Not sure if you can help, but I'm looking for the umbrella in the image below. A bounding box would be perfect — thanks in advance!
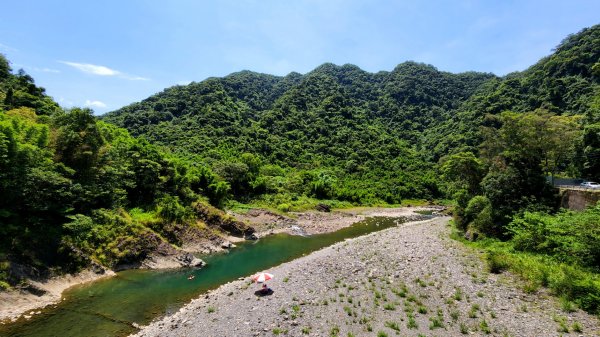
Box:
[251,272,274,283]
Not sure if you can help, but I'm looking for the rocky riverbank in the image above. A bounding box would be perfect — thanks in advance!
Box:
[132,217,600,337]
[0,231,218,323]
[0,206,432,323]
[0,269,116,323]
[233,206,441,236]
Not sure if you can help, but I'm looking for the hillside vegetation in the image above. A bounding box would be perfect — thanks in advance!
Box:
[103,62,496,204]
[1,24,599,308]
[0,56,245,289]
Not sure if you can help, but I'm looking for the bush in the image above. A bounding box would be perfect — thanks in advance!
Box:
[0,280,10,290]
[464,195,493,235]
[157,195,190,223]
[548,265,600,313]
[277,203,291,212]
[508,203,600,269]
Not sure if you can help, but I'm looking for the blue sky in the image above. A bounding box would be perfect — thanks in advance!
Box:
[1,1,598,114]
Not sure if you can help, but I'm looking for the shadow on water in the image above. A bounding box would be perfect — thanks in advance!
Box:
[1,215,423,337]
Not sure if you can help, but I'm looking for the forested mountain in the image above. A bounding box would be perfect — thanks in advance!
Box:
[104,25,599,204]
[103,62,496,203]
[105,62,495,158]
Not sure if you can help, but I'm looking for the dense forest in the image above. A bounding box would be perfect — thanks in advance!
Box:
[1,24,599,310]
[103,62,497,204]
[0,56,237,288]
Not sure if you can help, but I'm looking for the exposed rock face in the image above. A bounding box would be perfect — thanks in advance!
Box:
[90,262,108,274]
[192,201,255,238]
[245,233,259,240]
[560,188,600,210]
[175,253,205,268]
[19,283,47,296]
[7,262,44,286]
[219,216,256,238]
[108,203,258,271]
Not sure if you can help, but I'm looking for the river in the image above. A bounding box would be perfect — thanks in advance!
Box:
[0,216,412,337]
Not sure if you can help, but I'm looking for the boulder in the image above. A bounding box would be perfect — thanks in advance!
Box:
[176,253,205,268]
[20,282,47,296]
[246,233,260,240]
[221,241,236,249]
[464,228,479,241]
[316,203,331,212]
[91,261,107,274]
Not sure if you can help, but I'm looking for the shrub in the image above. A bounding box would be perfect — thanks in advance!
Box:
[486,250,510,273]
[277,203,291,212]
[156,195,189,223]
[0,280,10,290]
[508,205,600,269]
[464,195,493,235]
[384,321,400,331]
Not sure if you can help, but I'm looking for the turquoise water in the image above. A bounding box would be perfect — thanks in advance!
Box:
[0,216,407,337]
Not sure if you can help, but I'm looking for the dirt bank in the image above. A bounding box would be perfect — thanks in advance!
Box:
[0,269,115,323]
[132,217,599,337]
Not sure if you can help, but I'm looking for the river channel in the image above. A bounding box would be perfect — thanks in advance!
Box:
[1,216,414,337]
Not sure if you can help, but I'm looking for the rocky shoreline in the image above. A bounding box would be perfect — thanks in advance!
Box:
[233,206,442,236]
[0,269,116,323]
[0,206,437,323]
[132,217,600,337]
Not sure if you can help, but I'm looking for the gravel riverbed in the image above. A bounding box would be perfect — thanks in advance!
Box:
[132,217,599,337]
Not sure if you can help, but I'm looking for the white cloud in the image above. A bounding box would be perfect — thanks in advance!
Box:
[60,61,149,80]
[177,80,192,86]
[60,61,120,76]
[84,100,107,108]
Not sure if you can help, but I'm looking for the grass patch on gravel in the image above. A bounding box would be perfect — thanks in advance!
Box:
[459,322,469,334]
[406,313,418,329]
[468,304,480,318]
[451,227,600,315]
[571,321,583,332]
[453,287,463,301]
[427,308,446,330]
[479,319,491,334]
[383,303,396,310]
[384,321,400,332]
